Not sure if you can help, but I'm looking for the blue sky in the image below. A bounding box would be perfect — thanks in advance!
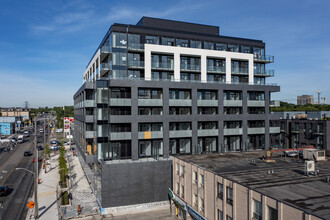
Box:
[0,0,330,107]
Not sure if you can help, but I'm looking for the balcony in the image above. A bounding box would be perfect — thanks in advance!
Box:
[110,132,131,140]
[138,131,163,139]
[85,131,96,139]
[138,99,163,106]
[109,98,131,106]
[231,68,248,75]
[84,100,95,108]
[254,69,274,77]
[247,100,265,107]
[198,129,218,137]
[197,100,218,107]
[169,130,192,138]
[223,128,243,136]
[152,62,174,71]
[253,54,274,63]
[248,127,265,135]
[207,66,225,74]
[223,100,242,107]
[269,127,280,134]
[85,115,94,123]
[100,63,110,76]
[128,60,145,69]
[127,43,144,51]
[180,64,201,72]
[100,46,110,62]
[169,99,192,106]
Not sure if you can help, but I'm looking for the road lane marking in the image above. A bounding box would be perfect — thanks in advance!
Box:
[0,156,25,185]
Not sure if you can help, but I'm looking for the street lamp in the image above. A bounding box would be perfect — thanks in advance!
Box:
[15,167,35,175]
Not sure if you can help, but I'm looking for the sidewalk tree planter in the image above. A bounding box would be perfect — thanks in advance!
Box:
[60,191,70,205]
[58,146,69,188]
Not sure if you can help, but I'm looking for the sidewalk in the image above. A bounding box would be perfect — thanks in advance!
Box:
[26,152,60,220]
[60,145,98,219]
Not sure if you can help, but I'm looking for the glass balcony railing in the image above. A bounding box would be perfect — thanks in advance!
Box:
[100,63,110,71]
[127,43,144,51]
[128,60,145,68]
[152,62,174,70]
[231,68,248,74]
[254,69,274,77]
[108,76,278,86]
[253,54,274,63]
[207,66,226,73]
[180,64,201,72]
[101,46,110,53]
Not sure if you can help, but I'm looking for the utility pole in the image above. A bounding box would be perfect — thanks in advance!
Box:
[44,118,46,164]
[34,119,39,219]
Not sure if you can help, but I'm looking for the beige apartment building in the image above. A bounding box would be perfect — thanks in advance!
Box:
[1,108,30,121]
[172,152,330,220]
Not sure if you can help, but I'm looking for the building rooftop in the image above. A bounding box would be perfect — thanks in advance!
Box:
[177,152,330,219]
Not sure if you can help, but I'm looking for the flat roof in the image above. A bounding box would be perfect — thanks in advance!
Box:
[177,152,330,219]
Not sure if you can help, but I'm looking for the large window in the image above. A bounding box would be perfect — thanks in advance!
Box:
[191,40,201,48]
[204,41,214,50]
[110,124,131,132]
[200,174,204,187]
[224,107,242,115]
[146,36,159,44]
[138,88,162,99]
[253,199,262,220]
[170,138,191,155]
[169,107,191,115]
[128,34,141,49]
[176,39,188,47]
[139,140,163,158]
[248,91,265,101]
[198,121,218,130]
[110,87,131,98]
[110,107,131,115]
[162,37,175,46]
[197,90,218,100]
[217,182,223,199]
[198,107,218,115]
[102,141,131,160]
[224,91,242,100]
[139,123,162,131]
[193,171,198,185]
[170,122,191,131]
[169,89,191,99]
[267,206,278,220]
[138,107,163,115]
[217,209,223,220]
[112,32,127,48]
[226,186,233,205]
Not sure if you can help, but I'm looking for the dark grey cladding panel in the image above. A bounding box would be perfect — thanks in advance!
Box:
[73,81,94,98]
[101,160,172,208]
[136,17,219,36]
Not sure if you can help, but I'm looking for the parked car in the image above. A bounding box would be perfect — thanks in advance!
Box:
[11,137,17,143]
[0,134,5,139]
[37,146,44,151]
[0,186,9,196]
[24,151,33,156]
[50,145,59,151]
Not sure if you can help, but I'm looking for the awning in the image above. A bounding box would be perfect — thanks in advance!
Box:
[168,188,187,210]
[187,204,207,220]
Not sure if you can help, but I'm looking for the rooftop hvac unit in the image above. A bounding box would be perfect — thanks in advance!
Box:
[305,160,315,173]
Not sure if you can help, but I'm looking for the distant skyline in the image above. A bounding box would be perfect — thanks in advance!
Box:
[1,0,330,107]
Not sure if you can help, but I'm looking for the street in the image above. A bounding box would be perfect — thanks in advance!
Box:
[0,132,43,220]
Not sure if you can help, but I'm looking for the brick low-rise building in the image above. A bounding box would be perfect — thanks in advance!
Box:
[172,152,330,220]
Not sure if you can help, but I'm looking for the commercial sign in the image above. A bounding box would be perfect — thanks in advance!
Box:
[64,117,74,133]
[0,123,11,135]
[186,205,207,220]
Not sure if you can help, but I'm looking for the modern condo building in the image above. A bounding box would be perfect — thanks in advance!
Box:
[73,17,280,209]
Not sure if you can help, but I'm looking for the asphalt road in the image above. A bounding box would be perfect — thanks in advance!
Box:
[0,133,43,220]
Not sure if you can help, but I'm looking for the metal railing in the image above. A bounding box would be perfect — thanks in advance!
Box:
[231,68,248,74]
[207,66,226,73]
[127,43,144,51]
[108,76,278,86]
[253,54,274,63]
[180,64,201,72]
[151,62,174,70]
[128,60,145,68]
